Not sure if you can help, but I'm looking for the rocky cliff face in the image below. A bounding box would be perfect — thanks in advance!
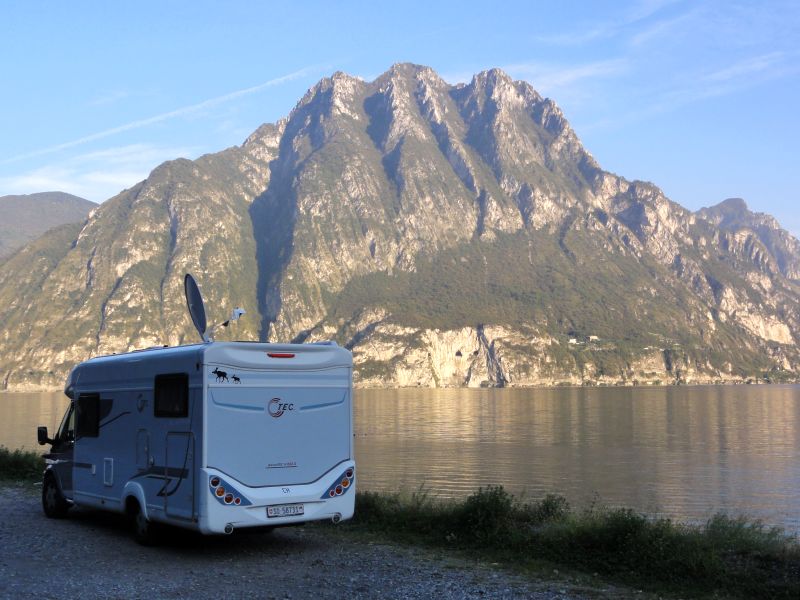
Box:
[1,64,798,390]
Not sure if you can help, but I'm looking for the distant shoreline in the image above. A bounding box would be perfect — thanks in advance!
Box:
[2,378,799,394]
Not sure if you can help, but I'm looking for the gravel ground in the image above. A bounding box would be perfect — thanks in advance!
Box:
[0,483,648,599]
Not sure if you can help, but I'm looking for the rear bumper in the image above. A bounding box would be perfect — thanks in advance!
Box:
[198,461,356,534]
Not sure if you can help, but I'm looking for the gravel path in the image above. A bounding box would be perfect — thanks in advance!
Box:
[0,483,642,599]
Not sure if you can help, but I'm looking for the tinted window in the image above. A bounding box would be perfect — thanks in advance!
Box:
[155,374,189,418]
[56,403,75,444]
[76,394,100,439]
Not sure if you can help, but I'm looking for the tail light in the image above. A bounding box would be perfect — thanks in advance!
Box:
[321,466,355,499]
[209,474,252,507]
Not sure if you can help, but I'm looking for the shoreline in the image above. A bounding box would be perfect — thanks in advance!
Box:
[3,379,799,394]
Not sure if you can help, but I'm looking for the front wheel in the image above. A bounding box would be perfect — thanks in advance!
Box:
[131,502,160,546]
[42,475,69,519]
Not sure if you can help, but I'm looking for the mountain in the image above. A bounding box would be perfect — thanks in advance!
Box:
[697,198,800,280]
[0,64,798,391]
[0,192,95,260]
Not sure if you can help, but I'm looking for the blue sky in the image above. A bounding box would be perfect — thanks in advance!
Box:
[1,0,798,234]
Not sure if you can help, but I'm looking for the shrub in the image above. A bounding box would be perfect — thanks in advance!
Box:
[0,446,45,481]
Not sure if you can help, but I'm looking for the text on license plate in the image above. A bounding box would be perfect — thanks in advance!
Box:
[267,503,305,518]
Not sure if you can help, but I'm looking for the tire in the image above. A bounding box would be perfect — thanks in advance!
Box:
[42,475,70,519]
[130,501,160,546]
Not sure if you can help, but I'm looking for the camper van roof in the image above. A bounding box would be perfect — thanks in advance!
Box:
[88,343,206,361]
[63,341,349,398]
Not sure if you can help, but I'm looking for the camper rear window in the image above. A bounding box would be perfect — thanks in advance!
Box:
[154,374,189,418]
[76,393,100,438]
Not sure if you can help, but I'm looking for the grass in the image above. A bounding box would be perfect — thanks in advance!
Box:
[348,486,799,599]
[0,446,45,481]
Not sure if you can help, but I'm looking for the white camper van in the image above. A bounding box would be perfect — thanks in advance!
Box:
[37,275,355,543]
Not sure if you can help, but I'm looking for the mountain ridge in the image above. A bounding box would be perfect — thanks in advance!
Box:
[0,64,797,390]
[0,191,95,261]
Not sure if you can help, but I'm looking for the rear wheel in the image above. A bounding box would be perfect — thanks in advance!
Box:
[129,499,160,546]
[42,475,69,519]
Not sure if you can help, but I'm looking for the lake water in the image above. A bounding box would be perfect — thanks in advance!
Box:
[2,386,798,531]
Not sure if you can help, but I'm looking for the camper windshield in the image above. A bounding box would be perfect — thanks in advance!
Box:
[56,404,75,443]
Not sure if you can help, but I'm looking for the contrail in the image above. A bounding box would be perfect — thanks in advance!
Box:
[1,66,317,165]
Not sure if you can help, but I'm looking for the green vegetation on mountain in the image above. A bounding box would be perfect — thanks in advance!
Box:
[329,228,777,379]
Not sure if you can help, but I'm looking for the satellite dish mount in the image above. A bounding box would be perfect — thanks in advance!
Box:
[184,273,245,343]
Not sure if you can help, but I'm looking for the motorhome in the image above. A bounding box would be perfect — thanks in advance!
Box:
[37,275,355,543]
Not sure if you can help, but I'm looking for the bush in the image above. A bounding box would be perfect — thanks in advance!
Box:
[455,485,515,544]
[0,446,45,481]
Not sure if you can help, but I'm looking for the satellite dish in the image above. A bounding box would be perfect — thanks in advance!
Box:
[184,273,209,342]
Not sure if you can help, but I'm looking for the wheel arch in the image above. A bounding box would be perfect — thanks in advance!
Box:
[43,466,64,495]
[122,481,149,520]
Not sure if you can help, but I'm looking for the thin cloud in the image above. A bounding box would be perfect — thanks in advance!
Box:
[667,52,798,105]
[532,27,611,47]
[705,52,786,82]
[505,59,629,95]
[2,66,317,165]
[0,143,201,202]
[532,0,687,46]
[629,8,700,46]
[89,90,131,107]
[582,51,798,132]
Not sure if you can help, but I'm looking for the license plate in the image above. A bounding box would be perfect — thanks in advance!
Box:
[267,503,305,518]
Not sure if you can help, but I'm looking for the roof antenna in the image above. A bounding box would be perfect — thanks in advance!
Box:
[184,274,246,343]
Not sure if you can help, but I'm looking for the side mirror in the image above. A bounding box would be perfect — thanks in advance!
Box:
[37,426,52,446]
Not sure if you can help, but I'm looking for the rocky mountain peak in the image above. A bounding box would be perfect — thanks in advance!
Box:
[699,197,779,230]
[377,62,431,84]
[697,197,799,280]
[719,196,749,212]
[244,121,286,148]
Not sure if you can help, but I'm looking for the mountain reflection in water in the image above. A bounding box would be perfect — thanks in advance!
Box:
[2,385,797,531]
[353,386,799,532]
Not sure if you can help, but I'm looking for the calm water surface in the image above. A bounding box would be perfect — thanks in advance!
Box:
[2,386,798,531]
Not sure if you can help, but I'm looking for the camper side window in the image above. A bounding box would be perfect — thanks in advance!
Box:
[154,373,189,418]
[76,393,100,439]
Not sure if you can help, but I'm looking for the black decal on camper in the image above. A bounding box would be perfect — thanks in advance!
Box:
[99,411,131,429]
[212,368,228,382]
[131,465,190,479]
[231,374,241,384]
